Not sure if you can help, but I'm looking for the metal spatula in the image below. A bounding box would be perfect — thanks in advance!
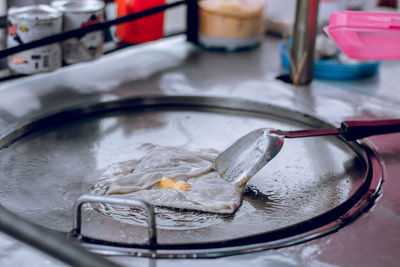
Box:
[214,119,400,187]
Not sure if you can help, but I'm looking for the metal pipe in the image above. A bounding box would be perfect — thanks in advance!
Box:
[291,0,320,85]
[0,205,121,267]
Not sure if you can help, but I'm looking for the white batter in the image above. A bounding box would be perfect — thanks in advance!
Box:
[90,146,244,214]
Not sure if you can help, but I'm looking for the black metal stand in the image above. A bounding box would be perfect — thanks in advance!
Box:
[186,0,199,44]
[0,0,199,59]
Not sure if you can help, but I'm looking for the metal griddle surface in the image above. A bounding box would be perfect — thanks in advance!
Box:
[0,97,367,246]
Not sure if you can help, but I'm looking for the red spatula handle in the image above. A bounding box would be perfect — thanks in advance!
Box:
[341,119,400,140]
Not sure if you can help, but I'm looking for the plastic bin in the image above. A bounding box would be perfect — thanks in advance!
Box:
[324,11,400,60]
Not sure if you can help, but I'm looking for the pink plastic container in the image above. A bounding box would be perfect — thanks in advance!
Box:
[324,11,400,60]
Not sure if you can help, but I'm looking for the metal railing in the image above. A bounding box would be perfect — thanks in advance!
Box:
[0,0,199,59]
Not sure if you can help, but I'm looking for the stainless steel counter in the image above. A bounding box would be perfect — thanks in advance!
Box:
[0,35,399,266]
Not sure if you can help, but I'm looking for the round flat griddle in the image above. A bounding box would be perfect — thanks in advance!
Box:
[0,96,381,258]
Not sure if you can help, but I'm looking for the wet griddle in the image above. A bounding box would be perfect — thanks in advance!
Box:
[0,96,374,254]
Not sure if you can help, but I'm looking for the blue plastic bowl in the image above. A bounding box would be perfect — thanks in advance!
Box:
[280,40,380,80]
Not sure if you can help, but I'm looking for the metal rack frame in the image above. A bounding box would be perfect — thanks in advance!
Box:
[0,0,199,59]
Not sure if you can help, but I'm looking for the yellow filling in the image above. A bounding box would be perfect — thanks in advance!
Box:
[159,177,191,191]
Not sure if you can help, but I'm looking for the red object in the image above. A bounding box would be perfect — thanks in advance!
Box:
[116,0,165,43]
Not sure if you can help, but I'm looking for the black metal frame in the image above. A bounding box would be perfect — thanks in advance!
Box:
[0,0,199,59]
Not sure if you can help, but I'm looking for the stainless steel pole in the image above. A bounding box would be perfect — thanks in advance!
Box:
[291,0,320,85]
[0,205,122,267]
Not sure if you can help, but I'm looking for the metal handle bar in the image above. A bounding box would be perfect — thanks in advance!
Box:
[72,194,157,247]
[0,204,121,267]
